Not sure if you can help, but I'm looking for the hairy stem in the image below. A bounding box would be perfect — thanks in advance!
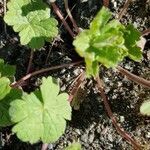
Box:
[11,61,83,88]
[117,66,150,88]
[96,75,141,150]
[50,2,75,38]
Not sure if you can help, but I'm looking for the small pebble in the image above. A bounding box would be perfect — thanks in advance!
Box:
[108,134,113,142]
[88,133,94,143]
[120,116,125,123]
[146,132,150,139]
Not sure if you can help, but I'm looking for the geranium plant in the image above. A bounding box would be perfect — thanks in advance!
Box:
[1,0,150,150]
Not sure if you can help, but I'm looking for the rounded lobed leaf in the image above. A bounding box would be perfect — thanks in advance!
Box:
[9,76,72,143]
[4,0,58,49]
[73,7,142,77]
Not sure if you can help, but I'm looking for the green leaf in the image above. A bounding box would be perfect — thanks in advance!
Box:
[140,101,150,116]
[123,24,142,61]
[0,77,11,100]
[90,6,111,36]
[9,76,71,143]
[0,89,22,127]
[0,59,15,77]
[73,7,142,77]
[65,142,82,150]
[4,0,58,49]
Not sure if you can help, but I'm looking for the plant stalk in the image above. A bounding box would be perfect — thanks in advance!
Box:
[26,49,34,74]
[141,28,150,36]
[50,2,75,38]
[11,61,83,88]
[45,40,56,65]
[117,66,150,88]
[117,0,132,20]
[96,75,141,150]
[64,0,80,33]
[4,0,8,37]
[41,143,48,150]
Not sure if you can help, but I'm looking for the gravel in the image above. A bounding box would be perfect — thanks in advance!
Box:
[0,0,150,149]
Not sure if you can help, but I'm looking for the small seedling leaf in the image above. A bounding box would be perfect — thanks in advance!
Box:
[140,101,150,116]
[4,0,58,49]
[9,76,71,143]
[73,7,142,77]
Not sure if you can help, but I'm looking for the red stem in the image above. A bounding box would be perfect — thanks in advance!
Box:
[117,66,150,88]
[11,61,83,88]
[45,40,55,65]
[64,0,80,33]
[96,75,141,150]
[51,2,75,38]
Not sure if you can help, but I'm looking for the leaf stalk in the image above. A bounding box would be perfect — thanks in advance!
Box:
[50,2,75,38]
[11,61,83,88]
[117,66,150,88]
[96,75,142,150]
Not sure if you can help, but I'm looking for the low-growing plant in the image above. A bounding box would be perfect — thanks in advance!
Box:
[0,61,71,143]
[73,7,142,77]
[1,0,150,150]
[4,0,58,49]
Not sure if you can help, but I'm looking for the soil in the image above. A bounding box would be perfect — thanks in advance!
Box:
[0,0,150,150]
